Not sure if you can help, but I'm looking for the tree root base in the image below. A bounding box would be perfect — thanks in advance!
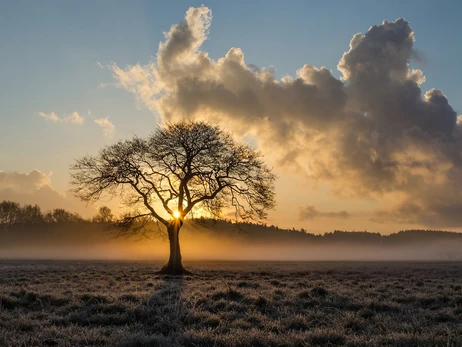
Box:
[156,264,192,276]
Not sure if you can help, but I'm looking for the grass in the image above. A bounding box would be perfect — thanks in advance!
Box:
[0,261,461,346]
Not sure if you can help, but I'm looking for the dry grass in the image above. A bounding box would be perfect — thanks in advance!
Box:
[1,261,461,346]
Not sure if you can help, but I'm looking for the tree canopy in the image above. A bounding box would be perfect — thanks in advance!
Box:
[71,121,276,229]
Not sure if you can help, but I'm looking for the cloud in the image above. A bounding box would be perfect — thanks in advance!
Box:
[109,7,462,227]
[68,112,84,124]
[39,111,60,122]
[299,205,351,220]
[0,170,51,194]
[39,111,84,124]
[0,170,96,218]
[94,117,115,137]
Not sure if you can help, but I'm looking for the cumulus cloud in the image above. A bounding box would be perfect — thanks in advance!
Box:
[39,111,84,124]
[94,117,115,137]
[299,206,350,220]
[0,170,96,218]
[0,170,51,194]
[109,7,462,227]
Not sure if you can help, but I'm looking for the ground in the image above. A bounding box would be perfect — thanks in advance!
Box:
[0,261,461,346]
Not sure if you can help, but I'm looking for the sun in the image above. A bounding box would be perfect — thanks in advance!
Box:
[173,210,181,219]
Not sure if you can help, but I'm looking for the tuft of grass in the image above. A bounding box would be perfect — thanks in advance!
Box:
[116,333,173,347]
[79,293,110,305]
[253,295,268,310]
[311,286,329,296]
[211,287,244,301]
[0,295,17,310]
[309,330,346,346]
[284,315,308,331]
[237,281,260,289]
[297,290,311,299]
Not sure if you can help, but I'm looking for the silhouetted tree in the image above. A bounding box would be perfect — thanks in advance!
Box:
[44,209,84,223]
[92,206,114,223]
[0,201,21,229]
[71,121,276,274]
[21,204,44,225]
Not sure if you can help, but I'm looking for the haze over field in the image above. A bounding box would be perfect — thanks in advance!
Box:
[1,220,461,261]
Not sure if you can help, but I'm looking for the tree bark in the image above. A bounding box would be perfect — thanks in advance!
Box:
[158,220,190,275]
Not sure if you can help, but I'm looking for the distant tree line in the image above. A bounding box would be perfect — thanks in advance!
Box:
[194,219,462,245]
[0,200,113,229]
[1,200,462,246]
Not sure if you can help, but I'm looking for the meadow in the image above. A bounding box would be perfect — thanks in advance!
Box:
[1,261,461,346]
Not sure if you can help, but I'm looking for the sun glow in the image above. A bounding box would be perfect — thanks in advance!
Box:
[173,210,181,219]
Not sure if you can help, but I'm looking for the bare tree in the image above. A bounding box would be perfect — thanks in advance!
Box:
[70,121,276,274]
[92,206,114,223]
[21,204,44,225]
[0,201,21,229]
[44,209,84,224]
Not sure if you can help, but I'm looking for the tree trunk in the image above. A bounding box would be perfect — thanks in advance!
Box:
[158,220,190,275]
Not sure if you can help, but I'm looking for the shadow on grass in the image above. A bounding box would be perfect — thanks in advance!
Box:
[115,275,190,347]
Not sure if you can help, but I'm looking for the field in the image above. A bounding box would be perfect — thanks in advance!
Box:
[1,261,462,346]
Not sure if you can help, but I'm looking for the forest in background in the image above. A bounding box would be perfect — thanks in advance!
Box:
[1,200,461,261]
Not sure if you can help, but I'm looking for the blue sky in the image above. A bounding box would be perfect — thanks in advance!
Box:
[1,1,461,231]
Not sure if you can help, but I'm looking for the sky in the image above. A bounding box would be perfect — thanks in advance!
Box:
[1,0,462,234]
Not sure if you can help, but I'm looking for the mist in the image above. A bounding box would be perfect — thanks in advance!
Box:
[1,221,460,262]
